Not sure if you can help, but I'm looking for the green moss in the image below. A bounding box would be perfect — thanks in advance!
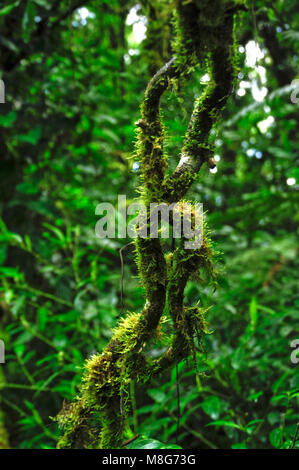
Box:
[57,0,241,450]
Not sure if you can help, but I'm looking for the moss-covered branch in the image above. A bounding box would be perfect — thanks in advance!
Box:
[162,3,239,202]
[57,0,243,449]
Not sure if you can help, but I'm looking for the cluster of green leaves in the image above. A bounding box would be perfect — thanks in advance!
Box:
[0,0,298,449]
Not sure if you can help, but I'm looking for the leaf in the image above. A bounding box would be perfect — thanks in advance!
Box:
[0,266,22,278]
[201,396,221,419]
[22,1,36,43]
[17,126,41,144]
[232,442,247,449]
[249,296,258,329]
[37,307,48,331]
[0,111,17,127]
[33,372,60,398]
[43,223,66,243]
[269,428,283,448]
[267,412,280,425]
[16,182,39,195]
[245,419,264,433]
[129,436,182,450]
[207,420,242,430]
[268,146,295,160]
[0,1,20,17]
[0,36,19,52]
[33,0,51,7]
[147,389,167,404]
[24,235,32,252]
[248,391,263,401]
[281,30,299,43]
[272,371,290,393]
[180,390,200,413]
[14,344,25,357]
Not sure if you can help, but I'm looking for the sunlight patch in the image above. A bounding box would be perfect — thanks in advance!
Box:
[126,5,147,44]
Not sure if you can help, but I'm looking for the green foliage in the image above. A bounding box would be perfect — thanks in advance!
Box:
[0,0,298,450]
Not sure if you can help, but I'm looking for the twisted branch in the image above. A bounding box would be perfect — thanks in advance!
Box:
[57,0,243,449]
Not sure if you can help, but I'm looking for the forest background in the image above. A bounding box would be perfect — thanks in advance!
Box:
[0,0,298,450]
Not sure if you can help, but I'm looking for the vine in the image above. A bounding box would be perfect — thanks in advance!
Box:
[56,0,246,449]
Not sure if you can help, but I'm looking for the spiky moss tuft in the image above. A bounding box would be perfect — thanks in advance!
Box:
[81,313,152,410]
[136,117,167,204]
[57,311,168,449]
[167,202,216,278]
[153,305,211,375]
[56,401,95,449]
[58,229,169,448]
[178,306,211,361]
[172,0,228,71]
[135,236,167,287]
